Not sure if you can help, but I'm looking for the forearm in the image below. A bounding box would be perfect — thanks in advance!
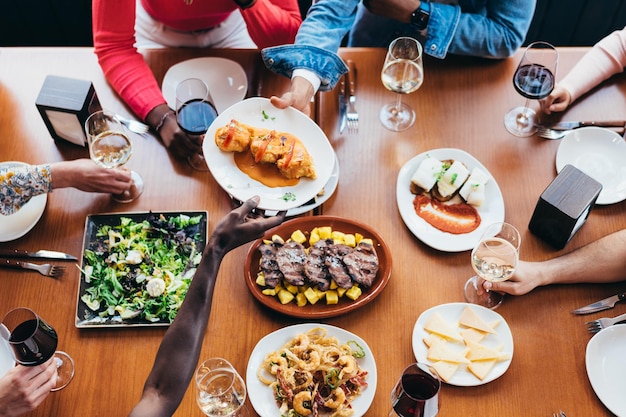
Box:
[129,245,224,417]
[241,0,301,47]
[531,229,626,286]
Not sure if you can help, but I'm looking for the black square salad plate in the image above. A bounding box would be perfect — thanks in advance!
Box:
[75,211,208,328]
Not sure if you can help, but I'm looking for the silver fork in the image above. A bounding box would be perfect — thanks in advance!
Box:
[586,312,626,333]
[0,259,65,277]
[536,127,571,140]
[345,59,358,133]
[553,411,566,417]
[115,114,150,134]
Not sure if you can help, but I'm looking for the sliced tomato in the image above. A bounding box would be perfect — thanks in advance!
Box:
[222,120,236,147]
[282,136,296,167]
[254,138,270,162]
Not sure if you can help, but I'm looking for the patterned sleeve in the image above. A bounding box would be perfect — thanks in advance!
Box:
[0,164,53,215]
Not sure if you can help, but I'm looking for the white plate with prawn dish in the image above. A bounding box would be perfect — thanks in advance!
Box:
[246,323,376,417]
[396,148,505,252]
[203,97,336,211]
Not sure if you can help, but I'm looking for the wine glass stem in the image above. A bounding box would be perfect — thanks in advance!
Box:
[517,98,531,125]
[394,93,403,114]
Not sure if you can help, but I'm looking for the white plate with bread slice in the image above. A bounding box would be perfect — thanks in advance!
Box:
[412,302,514,386]
[396,148,505,252]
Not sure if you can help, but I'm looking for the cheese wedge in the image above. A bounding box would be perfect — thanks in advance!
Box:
[423,312,462,341]
[427,340,470,364]
[458,306,497,334]
[431,361,459,383]
[459,327,487,344]
[465,340,509,361]
[423,332,449,348]
[467,359,497,380]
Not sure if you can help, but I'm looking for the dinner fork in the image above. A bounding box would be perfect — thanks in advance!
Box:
[345,60,358,133]
[0,259,65,277]
[115,114,150,134]
[586,312,626,333]
[553,411,566,417]
[536,127,571,140]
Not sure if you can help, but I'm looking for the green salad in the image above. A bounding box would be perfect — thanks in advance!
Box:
[79,213,205,324]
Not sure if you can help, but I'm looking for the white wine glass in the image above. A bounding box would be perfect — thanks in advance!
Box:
[464,222,521,309]
[380,36,424,132]
[195,357,249,417]
[85,109,144,203]
[175,78,218,171]
[389,363,440,417]
[0,307,75,391]
[504,41,558,137]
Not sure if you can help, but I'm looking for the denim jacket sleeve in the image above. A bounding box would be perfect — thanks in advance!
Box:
[261,0,358,91]
[428,0,536,59]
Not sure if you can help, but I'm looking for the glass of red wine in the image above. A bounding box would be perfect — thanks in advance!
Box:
[175,78,218,171]
[0,307,75,391]
[389,363,440,417]
[504,41,558,137]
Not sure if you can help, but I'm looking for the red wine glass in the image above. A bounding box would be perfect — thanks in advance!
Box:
[0,307,75,391]
[389,362,440,417]
[504,41,558,137]
[175,78,218,171]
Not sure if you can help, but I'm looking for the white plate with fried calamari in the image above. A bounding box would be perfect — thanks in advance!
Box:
[203,97,336,211]
[396,148,505,252]
[246,323,376,417]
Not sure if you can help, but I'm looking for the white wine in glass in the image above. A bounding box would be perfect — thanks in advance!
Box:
[85,110,144,203]
[464,222,520,309]
[504,41,558,137]
[380,36,424,132]
[195,358,248,417]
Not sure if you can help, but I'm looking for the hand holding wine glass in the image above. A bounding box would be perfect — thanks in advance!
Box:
[0,307,75,391]
[85,109,144,202]
[380,36,424,132]
[464,222,521,309]
[389,363,440,417]
[175,78,218,171]
[195,357,248,417]
[504,41,558,137]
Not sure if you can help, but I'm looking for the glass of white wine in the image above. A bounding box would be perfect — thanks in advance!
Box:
[380,36,424,132]
[195,357,249,417]
[85,109,144,203]
[464,222,521,309]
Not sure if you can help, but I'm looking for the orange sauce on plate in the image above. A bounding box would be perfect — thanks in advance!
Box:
[234,151,299,188]
[413,195,481,234]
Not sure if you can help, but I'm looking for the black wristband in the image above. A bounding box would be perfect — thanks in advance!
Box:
[411,1,430,31]
[233,0,257,9]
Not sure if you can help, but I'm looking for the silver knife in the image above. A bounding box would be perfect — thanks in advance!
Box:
[338,73,347,134]
[0,249,77,261]
[546,120,626,131]
[572,292,626,314]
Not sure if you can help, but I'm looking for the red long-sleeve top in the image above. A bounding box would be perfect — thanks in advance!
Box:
[93,0,301,120]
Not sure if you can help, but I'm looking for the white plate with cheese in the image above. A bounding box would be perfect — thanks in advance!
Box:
[412,302,513,386]
[586,324,626,416]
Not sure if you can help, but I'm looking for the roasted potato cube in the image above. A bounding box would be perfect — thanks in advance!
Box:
[255,273,266,286]
[284,283,299,294]
[290,230,307,244]
[326,290,339,305]
[304,287,320,304]
[345,285,362,300]
[318,226,332,239]
[277,289,295,304]
[343,234,357,247]
[296,292,308,307]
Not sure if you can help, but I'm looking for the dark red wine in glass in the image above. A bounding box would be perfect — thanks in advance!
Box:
[1,307,75,390]
[513,64,555,100]
[390,363,440,417]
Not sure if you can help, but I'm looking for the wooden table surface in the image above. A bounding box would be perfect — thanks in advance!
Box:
[1,46,625,417]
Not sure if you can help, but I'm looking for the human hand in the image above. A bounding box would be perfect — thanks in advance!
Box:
[0,359,58,417]
[51,159,132,194]
[270,76,315,116]
[363,0,418,23]
[540,85,572,114]
[208,196,286,255]
[475,260,542,297]
[146,104,201,160]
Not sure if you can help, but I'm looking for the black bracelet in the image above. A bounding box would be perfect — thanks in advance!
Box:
[233,0,257,9]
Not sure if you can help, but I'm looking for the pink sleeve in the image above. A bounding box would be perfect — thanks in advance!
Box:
[93,0,167,121]
[559,28,626,102]
[240,0,302,48]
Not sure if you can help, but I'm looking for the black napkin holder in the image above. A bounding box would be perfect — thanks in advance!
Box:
[528,164,602,249]
[35,75,102,146]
